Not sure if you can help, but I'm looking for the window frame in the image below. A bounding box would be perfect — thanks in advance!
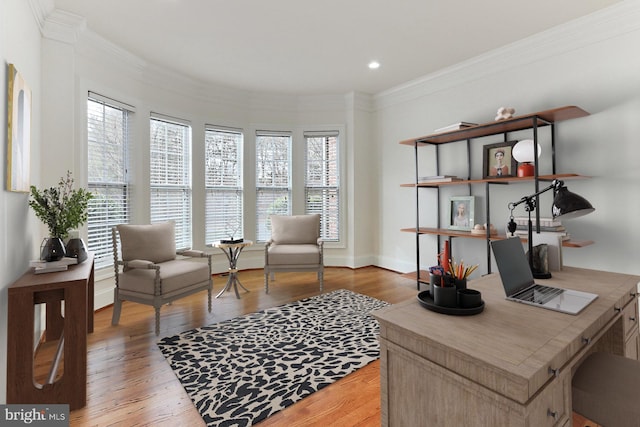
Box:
[255,130,292,242]
[149,113,193,250]
[86,92,134,270]
[204,125,244,244]
[304,130,340,242]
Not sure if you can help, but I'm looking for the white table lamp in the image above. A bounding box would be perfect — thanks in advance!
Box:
[512,139,541,177]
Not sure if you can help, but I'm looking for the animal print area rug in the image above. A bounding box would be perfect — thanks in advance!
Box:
[157,289,389,427]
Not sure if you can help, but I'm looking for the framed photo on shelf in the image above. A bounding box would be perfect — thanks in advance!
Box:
[482,141,517,179]
[449,196,475,231]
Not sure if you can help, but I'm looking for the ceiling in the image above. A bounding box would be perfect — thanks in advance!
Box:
[51,0,621,95]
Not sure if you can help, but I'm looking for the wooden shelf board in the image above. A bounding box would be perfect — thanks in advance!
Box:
[401,270,430,284]
[399,106,589,146]
[401,227,594,248]
[402,173,589,188]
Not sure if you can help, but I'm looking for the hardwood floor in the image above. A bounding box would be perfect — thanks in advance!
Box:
[37,266,595,426]
[67,266,417,426]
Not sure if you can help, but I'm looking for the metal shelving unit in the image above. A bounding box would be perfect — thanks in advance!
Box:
[401,106,591,289]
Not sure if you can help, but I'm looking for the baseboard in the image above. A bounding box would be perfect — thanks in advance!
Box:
[94,277,115,310]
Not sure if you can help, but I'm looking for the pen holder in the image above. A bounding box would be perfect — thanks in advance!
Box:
[433,284,457,308]
[457,289,482,308]
[430,273,454,296]
[454,278,467,290]
[429,273,441,296]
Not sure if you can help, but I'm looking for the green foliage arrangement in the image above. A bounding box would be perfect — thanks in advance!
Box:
[29,171,94,239]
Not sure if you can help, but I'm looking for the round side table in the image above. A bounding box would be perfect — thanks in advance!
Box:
[210,240,253,298]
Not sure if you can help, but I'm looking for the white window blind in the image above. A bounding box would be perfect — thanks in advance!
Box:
[87,94,132,270]
[150,115,192,250]
[256,131,291,241]
[305,131,340,241]
[205,126,243,243]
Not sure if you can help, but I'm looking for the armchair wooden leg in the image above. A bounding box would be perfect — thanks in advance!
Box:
[111,289,122,326]
[207,286,212,313]
[154,307,161,336]
[319,272,324,293]
[264,272,269,294]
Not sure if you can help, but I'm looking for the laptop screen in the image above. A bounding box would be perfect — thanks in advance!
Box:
[490,238,535,296]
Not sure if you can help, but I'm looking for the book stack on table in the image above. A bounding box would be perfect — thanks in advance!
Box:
[511,217,570,240]
[30,257,78,274]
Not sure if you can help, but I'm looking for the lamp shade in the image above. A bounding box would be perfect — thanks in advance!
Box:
[512,139,542,163]
[552,185,595,219]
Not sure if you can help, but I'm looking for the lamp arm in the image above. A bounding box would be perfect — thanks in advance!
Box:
[507,180,562,211]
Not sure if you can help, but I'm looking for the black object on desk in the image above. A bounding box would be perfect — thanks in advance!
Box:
[417,290,484,315]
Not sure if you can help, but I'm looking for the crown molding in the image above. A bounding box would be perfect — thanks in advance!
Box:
[374,1,640,111]
[28,0,52,33]
[77,30,147,71]
[37,7,365,114]
[40,8,86,45]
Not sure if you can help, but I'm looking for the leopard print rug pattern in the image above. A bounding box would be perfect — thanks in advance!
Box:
[157,289,390,426]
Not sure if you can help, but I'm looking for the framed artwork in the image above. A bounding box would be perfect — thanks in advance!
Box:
[6,63,32,192]
[449,196,475,231]
[482,141,517,179]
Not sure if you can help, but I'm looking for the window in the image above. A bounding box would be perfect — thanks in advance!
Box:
[205,126,243,243]
[150,114,192,250]
[305,131,340,241]
[255,131,291,241]
[87,93,133,270]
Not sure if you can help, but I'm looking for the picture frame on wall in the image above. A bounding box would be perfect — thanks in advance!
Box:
[6,63,32,192]
[482,141,517,179]
[449,196,475,231]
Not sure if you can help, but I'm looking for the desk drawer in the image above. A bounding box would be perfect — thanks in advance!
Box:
[528,373,568,427]
[625,332,640,360]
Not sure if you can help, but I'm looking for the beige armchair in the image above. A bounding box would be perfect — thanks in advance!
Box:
[264,214,324,293]
[111,221,213,335]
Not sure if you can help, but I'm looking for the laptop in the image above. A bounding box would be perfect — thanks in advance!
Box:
[490,237,597,314]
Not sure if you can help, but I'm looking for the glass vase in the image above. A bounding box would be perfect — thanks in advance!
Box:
[40,237,66,262]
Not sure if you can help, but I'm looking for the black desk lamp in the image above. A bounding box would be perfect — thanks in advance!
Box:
[507,179,595,279]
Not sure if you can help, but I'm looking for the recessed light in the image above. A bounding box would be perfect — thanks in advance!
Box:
[368,61,380,70]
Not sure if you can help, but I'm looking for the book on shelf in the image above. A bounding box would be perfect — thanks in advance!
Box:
[513,217,562,227]
[512,229,570,241]
[434,122,477,133]
[515,224,566,232]
[418,175,463,183]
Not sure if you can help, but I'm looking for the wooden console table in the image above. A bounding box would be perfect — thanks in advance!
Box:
[6,254,94,410]
[374,267,640,426]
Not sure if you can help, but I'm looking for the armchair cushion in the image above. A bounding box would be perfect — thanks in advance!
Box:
[118,259,210,296]
[117,222,176,263]
[267,244,321,265]
[270,214,320,244]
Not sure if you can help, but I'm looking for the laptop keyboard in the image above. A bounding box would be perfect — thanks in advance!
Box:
[514,285,564,304]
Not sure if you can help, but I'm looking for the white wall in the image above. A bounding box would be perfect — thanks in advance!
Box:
[374,1,640,279]
[1,0,44,405]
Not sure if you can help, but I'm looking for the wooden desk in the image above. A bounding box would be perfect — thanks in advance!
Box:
[374,267,640,426]
[6,254,94,410]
